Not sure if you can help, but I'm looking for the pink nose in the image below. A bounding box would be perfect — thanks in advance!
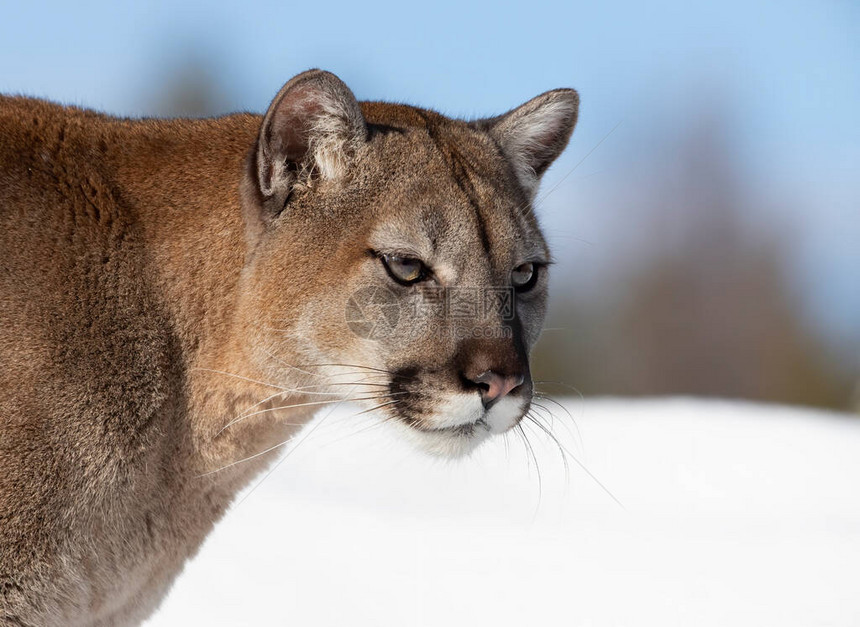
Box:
[472,371,525,407]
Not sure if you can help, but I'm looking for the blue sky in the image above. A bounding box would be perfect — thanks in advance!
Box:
[2,0,858,353]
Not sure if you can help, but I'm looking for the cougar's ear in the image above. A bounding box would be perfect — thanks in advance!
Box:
[255,69,367,212]
[472,88,579,198]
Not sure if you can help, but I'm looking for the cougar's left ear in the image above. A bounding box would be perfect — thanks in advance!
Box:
[472,88,579,198]
[255,69,367,213]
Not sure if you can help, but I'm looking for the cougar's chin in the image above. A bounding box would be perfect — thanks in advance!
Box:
[383,393,528,458]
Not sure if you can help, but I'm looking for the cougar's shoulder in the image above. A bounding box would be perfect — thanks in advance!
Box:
[0,96,264,624]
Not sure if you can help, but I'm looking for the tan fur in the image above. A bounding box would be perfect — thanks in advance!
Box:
[0,70,577,625]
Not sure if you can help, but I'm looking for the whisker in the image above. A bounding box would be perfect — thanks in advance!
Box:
[534,380,585,400]
[216,392,407,436]
[219,385,378,438]
[223,389,294,432]
[197,433,299,477]
[517,422,543,517]
[292,363,409,380]
[530,400,580,454]
[533,392,584,450]
[203,383,371,480]
[525,407,626,511]
[233,389,380,505]
[194,366,391,394]
[524,412,570,483]
[351,399,401,417]
[258,346,320,379]
[192,367,293,391]
[317,400,408,446]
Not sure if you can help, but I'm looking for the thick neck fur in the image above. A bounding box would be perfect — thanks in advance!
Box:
[39,101,314,468]
[0,96,315,625]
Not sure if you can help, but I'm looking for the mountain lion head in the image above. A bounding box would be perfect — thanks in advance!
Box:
[237,70,578,457]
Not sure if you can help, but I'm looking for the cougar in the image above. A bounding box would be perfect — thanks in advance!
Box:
[0,69,578,625]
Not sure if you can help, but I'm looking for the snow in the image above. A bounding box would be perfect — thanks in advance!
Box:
[145,398,860,626]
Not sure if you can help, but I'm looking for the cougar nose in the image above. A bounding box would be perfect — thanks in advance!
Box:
[472,371,525,408]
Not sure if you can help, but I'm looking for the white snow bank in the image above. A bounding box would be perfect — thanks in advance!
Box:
[146,398,860,627]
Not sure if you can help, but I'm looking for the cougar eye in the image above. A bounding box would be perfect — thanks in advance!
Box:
[511,262,539,292]
[380,254,428,285]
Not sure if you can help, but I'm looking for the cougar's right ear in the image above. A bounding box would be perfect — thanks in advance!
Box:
[254,69,367,214]
[471,88,579,199]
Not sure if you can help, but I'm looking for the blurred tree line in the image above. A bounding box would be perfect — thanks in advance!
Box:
[532,115,855,410]
[147,55,856,412]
